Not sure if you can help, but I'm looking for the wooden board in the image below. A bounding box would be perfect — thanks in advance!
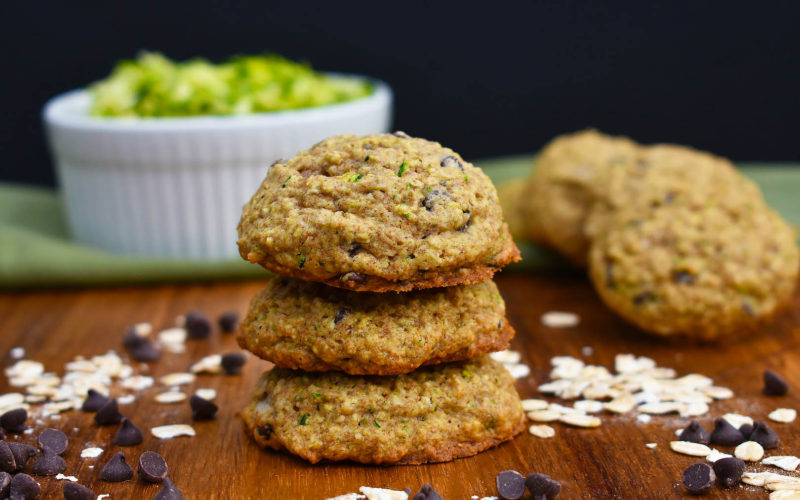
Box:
[1,273,799,499]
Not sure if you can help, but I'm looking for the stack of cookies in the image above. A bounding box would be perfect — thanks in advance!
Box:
[235,132,525,464]
[501,130,799,340]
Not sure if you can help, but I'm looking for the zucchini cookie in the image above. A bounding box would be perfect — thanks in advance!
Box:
[589,190,799,340]
[238,277,513,375]
[521,129,640,266]
[237,133,520,292]
[241,356,526,464]
[497,177,545,243]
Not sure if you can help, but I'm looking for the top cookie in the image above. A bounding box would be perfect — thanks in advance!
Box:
[237,132,520,292]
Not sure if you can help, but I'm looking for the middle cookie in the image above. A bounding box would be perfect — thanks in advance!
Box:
[239,277,514,376]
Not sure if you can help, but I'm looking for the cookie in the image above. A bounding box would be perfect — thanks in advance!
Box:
[589,186,799,339]
[237,133,520,292]
[238,277,514,375]
[521,129,640,266]
[497,177,545,243]
[242,356,526,464]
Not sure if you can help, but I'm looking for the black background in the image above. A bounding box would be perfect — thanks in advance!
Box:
[2,1,798,187]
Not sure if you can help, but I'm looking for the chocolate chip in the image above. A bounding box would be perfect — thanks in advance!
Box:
[347,243,362,258]
[138,451,168,483]
[1,408,28,433]
[221,352,246,375]
[421,189,452,211]
[713,456,745,488]
[190,395,218,421]
[632,291,656,306]
[411,483,443,500]
[340,272,366,285]
[130,340,161,362]
[9,472,39,499]
[457,209,471,232]
[37,429,68,455]
[710,418,745,446]
[81,390,110,412]
[0,428,5,440]
[32,451,66,476]
[94,399,123,426]
[496,470,526,499]
[763,370,789,395]
[185,311,211,339]
[122,326,147,350]
[99,452,133,482]
[154,477,185,500]
[113,418,143,446]
[218,311,239,333]
[749,421,780,449]
[679,421,710,445]
[605,261,616,288]
[62,482,95,500]
[741,300,756,316]
[525,473,561,500]
[672,271,695,285]
[739,423,753,439]
[440,155,464,171]
[6,442,36,471]
[392,131,410,138]
[664,191,676,204]
[334,308,351,324]
[0,471,9,499]
[256,425,273,439]
[0,441,15,473]
[682,462,715,495]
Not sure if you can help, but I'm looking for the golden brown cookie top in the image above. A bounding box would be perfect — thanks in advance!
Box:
[237,132,519,290]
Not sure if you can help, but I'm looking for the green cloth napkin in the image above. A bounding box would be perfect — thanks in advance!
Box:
[1,157,798,288]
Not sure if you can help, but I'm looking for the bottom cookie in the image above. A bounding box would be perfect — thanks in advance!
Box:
[242,356,526,464]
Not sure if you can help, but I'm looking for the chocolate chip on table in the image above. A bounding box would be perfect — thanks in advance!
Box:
[221,352,246,375]
[679,421,710,444]
[9,472,40,499]
[113,418,143,446]
[525,473,561,500]
[440,155,464,171]
[138,451,168,483]
[0,471,9,499]
[190,395,218,421]
[99,452,134,482]
[38,428,68,455]
[1,408,28,433]
[123,326,148,350]
[712,456,745,488]
[749,421,780,449]
[710,417,745,446]
[94,399,124,426]
[218,311,239,333]
[739,423,754,439]
[496,470,526,500]
[62,482,95,500]
[154,477,185,500]
[7,442,36,471]
[411,484,443,500]
[682,462,716,495]
[763,370,789,396]
[185,311,212,339]
[81,389,110,412]
[130,340,161,362]
[32,451,66,476]
[333,308,351,325]
[0,441,16,473]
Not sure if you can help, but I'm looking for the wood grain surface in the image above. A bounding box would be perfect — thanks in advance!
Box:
[1,272,799,499]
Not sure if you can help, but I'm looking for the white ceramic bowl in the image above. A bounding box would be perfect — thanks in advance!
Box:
[43,79,392,259]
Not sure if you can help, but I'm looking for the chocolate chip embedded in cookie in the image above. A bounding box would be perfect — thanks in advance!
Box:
[237,133,520,292]
[242,356,526,464]
[238,277,514,375]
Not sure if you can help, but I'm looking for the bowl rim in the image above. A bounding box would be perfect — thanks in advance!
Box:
[43,75,392,131]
